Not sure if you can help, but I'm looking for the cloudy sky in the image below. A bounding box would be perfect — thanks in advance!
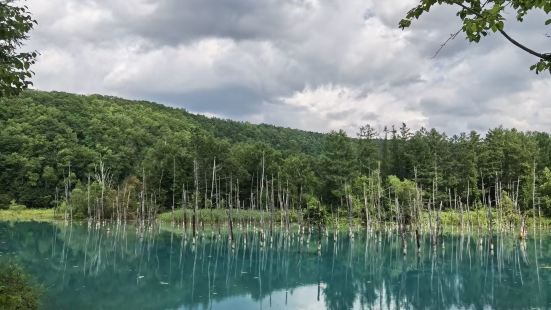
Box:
[24,0,551,136]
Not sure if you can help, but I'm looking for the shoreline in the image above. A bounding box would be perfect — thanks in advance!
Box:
[2,208,550,232]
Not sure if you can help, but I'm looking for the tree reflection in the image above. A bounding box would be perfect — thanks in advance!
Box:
[0,222,550,310]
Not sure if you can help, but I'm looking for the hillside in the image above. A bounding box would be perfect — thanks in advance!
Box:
[2,90,551,220]
[0,90,328,208]
[188,113,327,155]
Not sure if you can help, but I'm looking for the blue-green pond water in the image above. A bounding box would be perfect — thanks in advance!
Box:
[1,222,550,309]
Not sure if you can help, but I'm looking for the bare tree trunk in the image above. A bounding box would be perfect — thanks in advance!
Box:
[532,159,536,236]
[278,174,283,228]
[395,197,406,255]
[363,181,369,230]
[193,159,199,241]
[346,184,353,237]
[377,162,382,227]
[124,185,130,222]
[115,186,120,222]
[414,167,421,252]
[430,162,438,244]
[495,174,501,231]
[217,176,221,236]
[270,175,275,242]
[94,159,111,222]
[211,158,216,207]
[285,180,290,233]
[236,178,240,230]
[141,166,146,225]
[172,157,176,224]
[87,175,91,219]
[467,180,471,232]
[259,153,265,233]
[228,176,235,246]
[182,183,187,232]
[538,197,542,230]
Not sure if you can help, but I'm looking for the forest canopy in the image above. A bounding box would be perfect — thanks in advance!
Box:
[399,0,551,74]
[1,90,551,219]
[0,0,37,97]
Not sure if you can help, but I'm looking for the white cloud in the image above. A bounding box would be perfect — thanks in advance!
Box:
[24,0,551,136]
[280,84,427,134]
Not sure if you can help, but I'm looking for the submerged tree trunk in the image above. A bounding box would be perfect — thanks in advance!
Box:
[363,182,369,230]
[532,160,536,236]
[193,159,199,241]
[182,183,187,232]
[172,157,176,224]
[377,163,382,228]
[346,185,353,237]
[228,176,235,247]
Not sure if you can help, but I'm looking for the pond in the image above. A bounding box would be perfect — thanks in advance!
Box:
[1,222,550,309]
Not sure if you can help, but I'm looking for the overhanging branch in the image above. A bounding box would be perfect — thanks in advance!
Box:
[454,2,551,60]
[498,29,551,59]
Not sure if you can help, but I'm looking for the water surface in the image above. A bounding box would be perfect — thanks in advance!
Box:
[1,222,550,309]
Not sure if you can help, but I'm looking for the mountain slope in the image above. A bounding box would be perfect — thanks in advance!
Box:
[0,90,328,208]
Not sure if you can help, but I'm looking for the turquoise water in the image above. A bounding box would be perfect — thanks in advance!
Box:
[1,222,550,309]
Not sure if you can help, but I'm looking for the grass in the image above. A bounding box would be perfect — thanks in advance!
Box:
[2,207,550,232]
[0,262,41,309]
[160,208,551,227]
[420,209,551,229]
[158,208,300,224]
[0,208,60,222]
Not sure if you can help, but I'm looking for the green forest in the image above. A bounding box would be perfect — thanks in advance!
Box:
[2,90,551,223]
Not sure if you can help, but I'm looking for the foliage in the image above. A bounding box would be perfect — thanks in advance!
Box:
[357,124,379,174]
[321,130,356,200]
[304,196,329,226]
[399,0,551,74]
[0,208,57,221]
[0,262,40,309]
[1,91,551,221]
[388,175,417,223]
[0,1,37,97]
[388,176,416,202]
[8,200,26,211]
[540,167,551,216]
[159,208,300,226]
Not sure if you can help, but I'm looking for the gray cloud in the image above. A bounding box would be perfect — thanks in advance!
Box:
[25,0,551,136]
[126,0,307,44]
[157,87,267,118]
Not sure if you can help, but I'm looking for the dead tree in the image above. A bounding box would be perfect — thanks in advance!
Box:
[94,158,112,222]
[193,159,199,240]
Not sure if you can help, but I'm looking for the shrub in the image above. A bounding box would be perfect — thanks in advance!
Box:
[304,197,329,226]
[0,262,41,309]
[8,200,26,212]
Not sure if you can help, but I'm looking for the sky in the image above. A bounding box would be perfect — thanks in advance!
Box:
[24,0,551,136]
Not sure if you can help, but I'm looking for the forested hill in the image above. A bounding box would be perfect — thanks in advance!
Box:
[0,90,328,208]
[13,91,327,154]
[188,114,327,155]
[2,90,551,220]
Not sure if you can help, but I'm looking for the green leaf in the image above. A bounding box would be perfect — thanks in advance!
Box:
[399,19,412,29]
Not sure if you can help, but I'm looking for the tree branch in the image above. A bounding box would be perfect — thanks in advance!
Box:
[498,29,551,60]
[454,2,551,60]
[433,29,462,59]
